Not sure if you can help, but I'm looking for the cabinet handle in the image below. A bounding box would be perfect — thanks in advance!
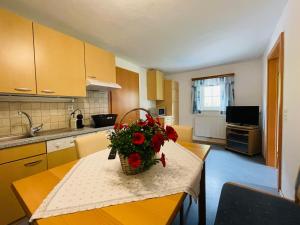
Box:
[15,87,32,92]
[41,89,56,94]
[24,160,43,167]
[88,75,96,79]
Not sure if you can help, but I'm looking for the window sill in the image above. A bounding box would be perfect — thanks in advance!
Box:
[202,109,221,112]
[194,110,226,116]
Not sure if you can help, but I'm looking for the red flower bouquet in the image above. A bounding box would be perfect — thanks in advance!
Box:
[108,108,178,175]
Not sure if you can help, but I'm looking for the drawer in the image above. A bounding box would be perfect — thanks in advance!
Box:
[0,154,47,224]
[0,142,46,165]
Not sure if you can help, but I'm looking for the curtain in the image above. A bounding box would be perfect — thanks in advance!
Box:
[220,76,235,114]
[192,76,235,114]
[192,79,204,113]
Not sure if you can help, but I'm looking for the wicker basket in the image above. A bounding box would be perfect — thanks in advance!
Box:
[117,108,153,175]
[118,153,143,175]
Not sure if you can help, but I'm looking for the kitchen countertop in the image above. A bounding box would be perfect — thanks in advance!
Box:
[0,126,113,150]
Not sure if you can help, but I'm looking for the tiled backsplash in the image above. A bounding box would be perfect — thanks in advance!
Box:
[0,91,109,137]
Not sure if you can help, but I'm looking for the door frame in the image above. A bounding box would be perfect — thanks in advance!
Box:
[266,32,284,191]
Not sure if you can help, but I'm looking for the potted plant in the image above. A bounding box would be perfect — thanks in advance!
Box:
[109,108,178,175]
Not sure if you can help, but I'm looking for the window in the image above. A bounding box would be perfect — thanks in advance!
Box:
[192,75,235,114]
[202,85,221,110]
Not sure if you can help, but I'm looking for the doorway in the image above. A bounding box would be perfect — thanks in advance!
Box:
[266,32,284,191]
[110,67,140,124]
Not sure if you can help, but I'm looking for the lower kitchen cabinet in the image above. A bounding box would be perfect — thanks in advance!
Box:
[0,132,102,224]
[0,146,47,225]
[47,146,78,169]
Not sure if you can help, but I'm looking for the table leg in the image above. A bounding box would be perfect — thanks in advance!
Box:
[199,162,206,225]
[180,203,184,225]
[189,195,192,205]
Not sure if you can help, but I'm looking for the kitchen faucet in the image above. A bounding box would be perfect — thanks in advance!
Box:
[18,111,43,137]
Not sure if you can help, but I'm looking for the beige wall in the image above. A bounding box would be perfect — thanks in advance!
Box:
[0,91,108,136]
[262,0,300,199]
[166,59,263,127]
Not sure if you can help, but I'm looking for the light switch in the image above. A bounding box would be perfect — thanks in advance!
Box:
[283,109,288,121]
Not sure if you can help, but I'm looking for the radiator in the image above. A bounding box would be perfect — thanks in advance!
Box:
[194,114,226,139]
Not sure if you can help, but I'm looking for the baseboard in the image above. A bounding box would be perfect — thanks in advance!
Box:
[193,136,226,145]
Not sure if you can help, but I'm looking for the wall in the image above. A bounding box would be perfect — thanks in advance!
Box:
[262,0,300,199]
[0,91,109,136]
[166,59,263,139]
[115,57,156,119]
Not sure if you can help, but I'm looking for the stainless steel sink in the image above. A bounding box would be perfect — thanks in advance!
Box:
[36,128,76,136]
[0,128,78,143]
[0,134,30,143]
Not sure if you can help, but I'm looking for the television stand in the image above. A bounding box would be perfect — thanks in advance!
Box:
[225,124,261,156]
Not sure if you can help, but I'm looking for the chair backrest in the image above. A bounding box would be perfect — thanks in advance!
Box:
[75,131,110,158]
[172,125,193,142]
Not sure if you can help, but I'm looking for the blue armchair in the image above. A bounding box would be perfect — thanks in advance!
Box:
[214,182,300,225]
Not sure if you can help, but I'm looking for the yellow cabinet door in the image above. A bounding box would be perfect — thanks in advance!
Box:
[147,69,164,100]
[47,147,78,169]
[0,154,47,225]
[156,71,164,100]
[0,8,36,94]
[34,23,86,97]
[85,43,116,83]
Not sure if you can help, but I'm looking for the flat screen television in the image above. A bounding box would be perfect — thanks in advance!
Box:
[226,106,259,126]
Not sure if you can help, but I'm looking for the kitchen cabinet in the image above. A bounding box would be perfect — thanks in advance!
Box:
[0,142,47,225]
[0,8,36,94]
[147,69,164,100]
[34,23,86,97]
[85,43,116,83]
[157,80,179,124]
[0,142,46,165]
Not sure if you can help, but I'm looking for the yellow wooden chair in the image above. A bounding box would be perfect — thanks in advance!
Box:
[172,125,194,205]
[172,125,193,143]
[75,131,111,158]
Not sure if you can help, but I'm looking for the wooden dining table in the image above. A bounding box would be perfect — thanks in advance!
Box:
[12,142,210,225]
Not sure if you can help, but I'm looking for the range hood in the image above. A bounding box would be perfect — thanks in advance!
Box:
[86,79,121,91]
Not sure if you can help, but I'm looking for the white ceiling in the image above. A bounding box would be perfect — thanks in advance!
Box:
[0,0,287,73]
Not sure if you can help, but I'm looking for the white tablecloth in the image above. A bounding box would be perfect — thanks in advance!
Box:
[30,141,203,221]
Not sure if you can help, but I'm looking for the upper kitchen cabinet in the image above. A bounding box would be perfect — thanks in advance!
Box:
[147,69,164,100]
[34,23,86,97]
[0,8,36,94]
[85,43,116,83]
